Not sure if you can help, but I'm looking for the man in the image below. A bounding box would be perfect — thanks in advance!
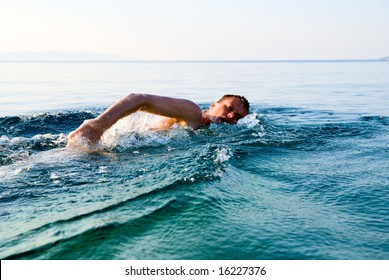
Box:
[67,93,249,146]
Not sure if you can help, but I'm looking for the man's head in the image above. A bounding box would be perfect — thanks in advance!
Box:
[204,94,250,125]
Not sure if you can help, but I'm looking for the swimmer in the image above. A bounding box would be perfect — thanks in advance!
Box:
[68,93,249,146]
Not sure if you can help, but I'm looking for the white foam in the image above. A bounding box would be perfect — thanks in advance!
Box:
[237,112,261,128]
[9,137,29,146]
[100,112,190,149]
[0,135,10,143]
[214,146,232,164]
[98,166,108,174]
[50,173,60,180]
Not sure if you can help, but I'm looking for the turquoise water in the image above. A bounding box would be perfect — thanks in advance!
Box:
[1,61,389,259]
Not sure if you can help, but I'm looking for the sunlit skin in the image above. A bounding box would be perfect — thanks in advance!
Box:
[67,93,249,147]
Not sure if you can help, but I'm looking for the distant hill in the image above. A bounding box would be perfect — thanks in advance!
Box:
[0,51,129,61]
[380,56,389,61]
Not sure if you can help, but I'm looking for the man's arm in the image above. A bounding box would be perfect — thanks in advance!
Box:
[67,93,203,145]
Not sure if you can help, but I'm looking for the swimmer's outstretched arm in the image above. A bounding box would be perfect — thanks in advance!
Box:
[67,93,203,145]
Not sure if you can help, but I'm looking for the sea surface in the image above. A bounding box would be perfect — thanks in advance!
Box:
[0,61,388,259]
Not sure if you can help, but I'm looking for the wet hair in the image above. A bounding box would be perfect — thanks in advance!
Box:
[219,94,250,113]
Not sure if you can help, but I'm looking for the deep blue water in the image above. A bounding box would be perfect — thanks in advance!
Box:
[0,61,388,259]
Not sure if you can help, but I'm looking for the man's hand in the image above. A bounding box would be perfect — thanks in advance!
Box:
[67,119,105,147]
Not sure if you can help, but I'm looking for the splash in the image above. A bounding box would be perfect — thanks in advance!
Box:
[237,112,261,128]
[100,112,191,150]
[0,133,67,165]
[214,146,232,164]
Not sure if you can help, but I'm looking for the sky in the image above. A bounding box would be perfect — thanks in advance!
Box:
[0,0,388,60]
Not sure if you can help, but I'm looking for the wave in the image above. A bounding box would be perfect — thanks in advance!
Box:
[1,106,387,165]
[0,111,97,138]
[0,111,96,165]
[1,194,178,259]
[1,106,388,259]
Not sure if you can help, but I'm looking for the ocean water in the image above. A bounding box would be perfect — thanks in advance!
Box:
[0,61,388,260]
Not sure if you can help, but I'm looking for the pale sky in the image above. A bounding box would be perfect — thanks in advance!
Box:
[0,0,388,60]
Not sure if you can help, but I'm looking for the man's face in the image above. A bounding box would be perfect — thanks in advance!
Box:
[207,97,248,124]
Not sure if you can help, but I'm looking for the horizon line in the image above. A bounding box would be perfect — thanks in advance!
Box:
[0,58,387,63]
